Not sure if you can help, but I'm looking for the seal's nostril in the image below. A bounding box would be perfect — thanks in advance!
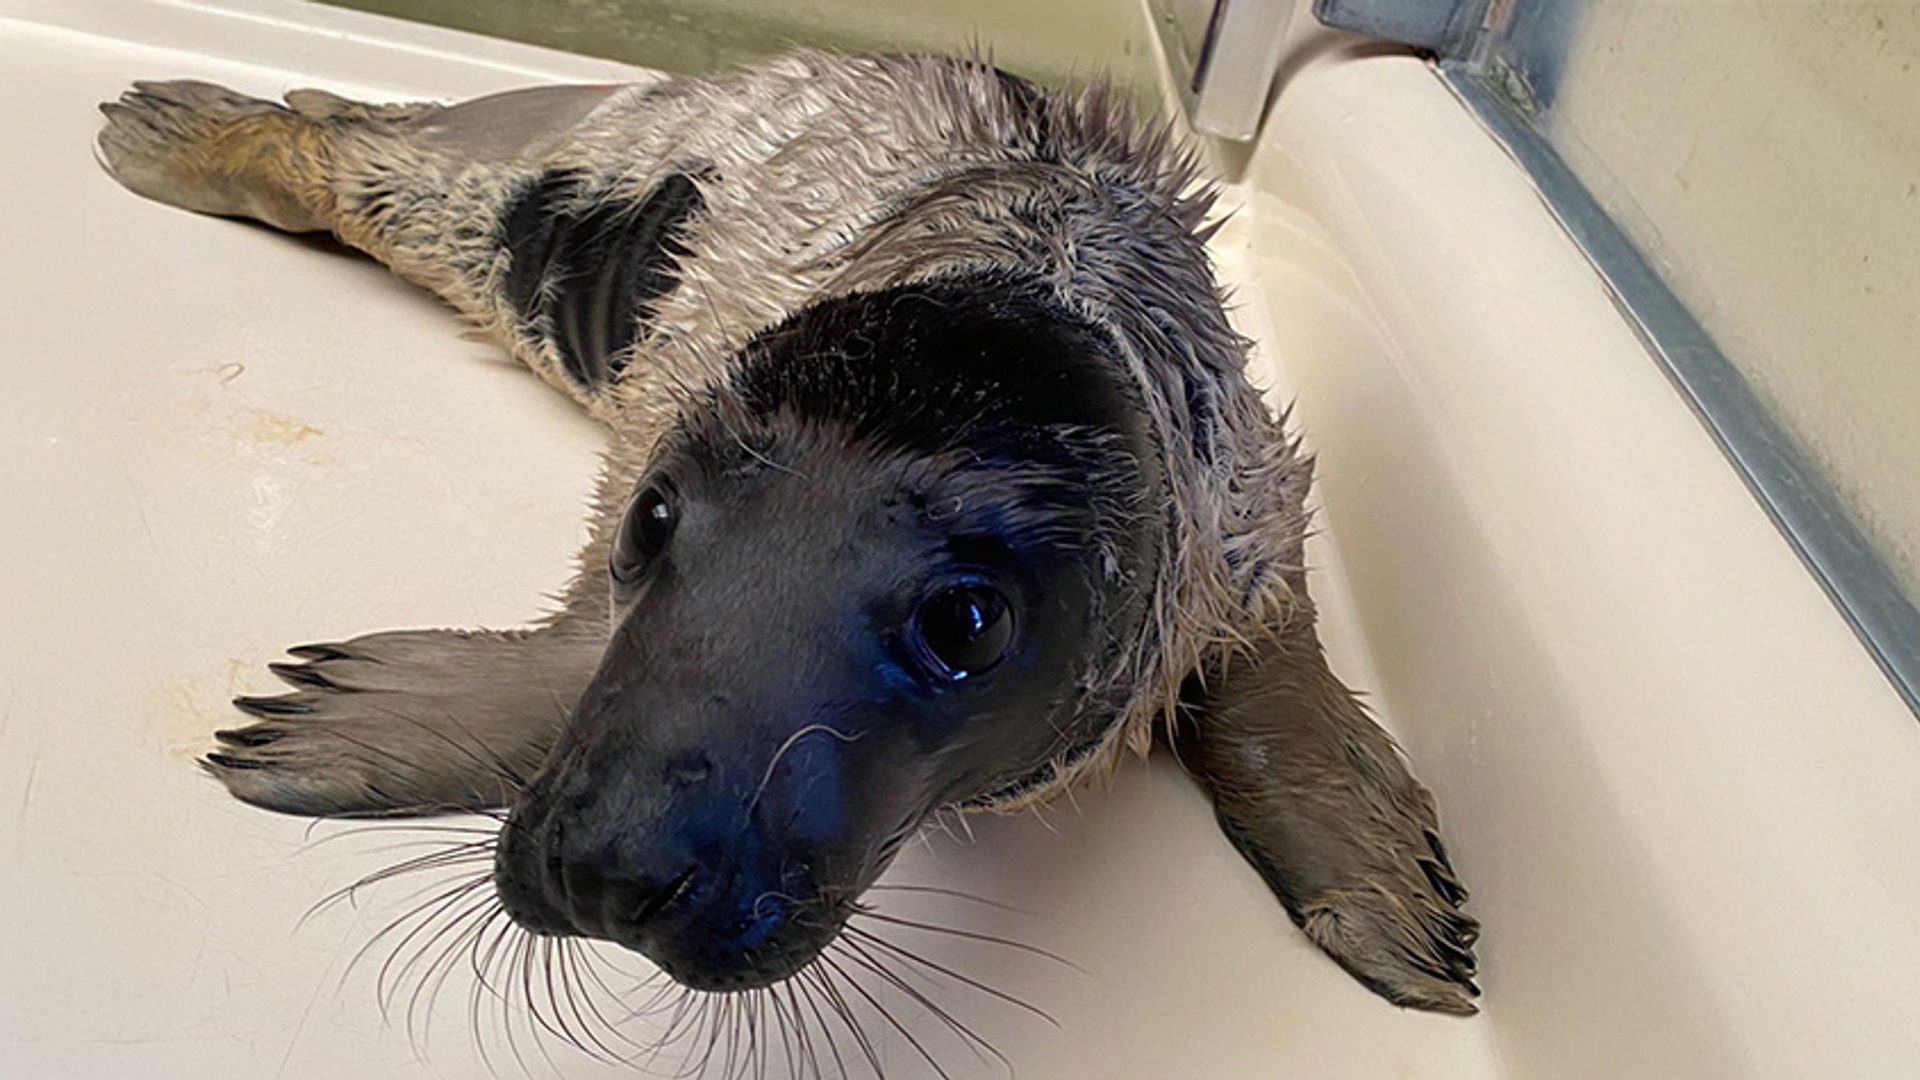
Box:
[543,818,567,895]
[663,754,712,788]
[634,866,698,925]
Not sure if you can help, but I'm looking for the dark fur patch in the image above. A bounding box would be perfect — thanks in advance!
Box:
[500,169,707,390]
[729,271,1152,474]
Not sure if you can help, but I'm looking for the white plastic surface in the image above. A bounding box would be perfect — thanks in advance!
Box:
[5,1,1916,1079]
[0,3,1488,1078]
[1213,39,1920,1080]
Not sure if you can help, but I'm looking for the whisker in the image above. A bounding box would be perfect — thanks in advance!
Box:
[283,795,1075,1079]
[648,981,706,1067]
[517,931,572,1075]
[363,873,494,999]
[493,928,535,1080]
[467,904,522,1015]
[694,992,724,1080]
[348,873,495,1010]
[789,982,824,1080]
[807,962,885,1080]
[569,941,643,1065]
[303,839,495,927]
[865,881,1034,915]
[789,967,851,1080]
[722,990,748,1080]
[463,911,508,1079]
[745,989,766,1080]
[843,924,1057,1026]
[782,985,811,1080]
[823,952,957,1080]
[761,987,790,1080]
[750,723,862,811]
[297,820,503,849]
[561,941,649,1059]
[532,935,591,1065]
[834,937,1011,1074]
[852,907,1081,970]
[400,896,501,1054]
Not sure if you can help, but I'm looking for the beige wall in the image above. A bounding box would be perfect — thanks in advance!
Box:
[326,0,1163,102]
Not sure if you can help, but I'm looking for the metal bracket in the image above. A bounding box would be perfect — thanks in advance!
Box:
[1149,0,1298,141]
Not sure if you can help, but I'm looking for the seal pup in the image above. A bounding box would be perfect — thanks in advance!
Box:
[97,51,1479,1042]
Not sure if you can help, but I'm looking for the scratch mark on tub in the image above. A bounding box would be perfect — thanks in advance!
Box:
[123,465,160,554]
[177,361,248,385]
[69,1034,249,1048]
[273,960,330,1080]
[19,760,39,822]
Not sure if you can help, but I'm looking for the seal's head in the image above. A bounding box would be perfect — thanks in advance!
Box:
[494,270,1165,990]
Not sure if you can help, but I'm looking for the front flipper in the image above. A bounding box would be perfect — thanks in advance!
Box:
[1180,610,1480,1014]
[208,627,604,817]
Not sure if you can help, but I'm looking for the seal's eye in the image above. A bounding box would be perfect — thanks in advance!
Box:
[612,485,676,583]
[911,584,1014,681]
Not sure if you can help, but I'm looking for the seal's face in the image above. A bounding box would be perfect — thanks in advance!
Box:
[494,272,1164,990]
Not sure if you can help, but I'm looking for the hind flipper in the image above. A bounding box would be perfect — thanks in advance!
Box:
[96,80,358,233]
[207,627,604,817]
[96,79,662,414]
[1180,608,1481,1015]
[95,80,620,244]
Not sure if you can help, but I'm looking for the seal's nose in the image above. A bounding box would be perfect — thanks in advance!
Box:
[661,751,713,788]
[546,815,701,948]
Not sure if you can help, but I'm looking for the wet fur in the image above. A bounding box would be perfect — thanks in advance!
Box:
[97,49,1479,1060]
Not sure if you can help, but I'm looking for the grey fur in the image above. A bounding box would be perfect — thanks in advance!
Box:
[98,51,1478,1023]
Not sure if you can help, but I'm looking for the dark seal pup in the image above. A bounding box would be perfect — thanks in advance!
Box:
[96,51,1478,1031]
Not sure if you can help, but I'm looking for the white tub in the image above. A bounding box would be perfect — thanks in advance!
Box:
[1,2,1914,1077]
